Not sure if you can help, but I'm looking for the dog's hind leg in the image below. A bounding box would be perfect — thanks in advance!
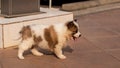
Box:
[31,48,43,56]
[18,38,34,59]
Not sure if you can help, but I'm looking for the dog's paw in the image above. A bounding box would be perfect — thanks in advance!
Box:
[33,52,44,56]
[58,55,66,59]
[18,55,25,60]
[31,49,44,56]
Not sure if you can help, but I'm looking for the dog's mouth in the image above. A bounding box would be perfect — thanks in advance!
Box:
[72,35,81,41]
[72,36,78,40]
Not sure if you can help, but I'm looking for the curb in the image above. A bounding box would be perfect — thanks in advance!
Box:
[72,3,120,16]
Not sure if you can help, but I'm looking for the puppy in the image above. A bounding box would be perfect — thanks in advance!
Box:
[18,19,81,59]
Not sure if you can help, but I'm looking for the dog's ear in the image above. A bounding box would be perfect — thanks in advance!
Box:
[66,21,74,29]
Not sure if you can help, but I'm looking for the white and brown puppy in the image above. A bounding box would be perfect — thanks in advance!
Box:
[18,19,81,59]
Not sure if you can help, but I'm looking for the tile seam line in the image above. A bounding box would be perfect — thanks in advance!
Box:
[87,37,120,62]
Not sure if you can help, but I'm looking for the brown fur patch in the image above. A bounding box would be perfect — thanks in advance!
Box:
[66,21,78,34]
[33,35,42,44]
[44,25,58,50]
[19,26,32,40]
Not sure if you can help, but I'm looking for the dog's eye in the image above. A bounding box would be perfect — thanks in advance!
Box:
[75,30,78,33]
[73,30,78,34]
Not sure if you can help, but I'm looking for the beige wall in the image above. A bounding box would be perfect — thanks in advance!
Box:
[0,25,3,48]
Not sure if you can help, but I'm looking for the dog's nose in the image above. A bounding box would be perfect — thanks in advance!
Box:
[79,34,81,37]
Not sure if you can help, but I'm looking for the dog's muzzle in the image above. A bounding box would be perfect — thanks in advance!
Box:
[72,32,81,40]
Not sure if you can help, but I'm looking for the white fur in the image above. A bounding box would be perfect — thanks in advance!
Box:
[18,21,81,60]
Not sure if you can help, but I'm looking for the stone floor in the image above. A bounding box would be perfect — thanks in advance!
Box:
[0,9,120,68]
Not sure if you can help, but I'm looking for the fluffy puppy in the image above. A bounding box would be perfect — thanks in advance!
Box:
[18,19,81,59]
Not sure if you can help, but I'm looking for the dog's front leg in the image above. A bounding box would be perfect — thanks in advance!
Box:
[18,48,25,59]
[18,38,34,59]
[54,44,66,59]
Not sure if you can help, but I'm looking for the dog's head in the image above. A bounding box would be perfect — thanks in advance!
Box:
[66,19,81,40]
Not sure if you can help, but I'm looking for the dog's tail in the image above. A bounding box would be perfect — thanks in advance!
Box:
[13,26,24,41]
[13,34,22,43]
[13,35,22,41]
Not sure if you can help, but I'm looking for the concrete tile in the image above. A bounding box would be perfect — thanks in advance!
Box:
[63,52,120,68]
[0,49,3,68]
[76,8,120,27]
[78,20,101,28]
[76,15,102,28]
[1,48,66,68]
[79,27,118,39]
[1,57,66,68]
[62,0,98,11]
[65,36,102,53]
[0,64,2,68]
[104,25,120,35]
[98,0,120,5]
[88,36,120,50]
[107,49,120,60]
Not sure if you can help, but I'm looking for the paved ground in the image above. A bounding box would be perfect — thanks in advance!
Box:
[0,9,120,68]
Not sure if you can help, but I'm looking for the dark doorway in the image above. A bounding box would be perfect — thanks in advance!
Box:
[40,0,90,6]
